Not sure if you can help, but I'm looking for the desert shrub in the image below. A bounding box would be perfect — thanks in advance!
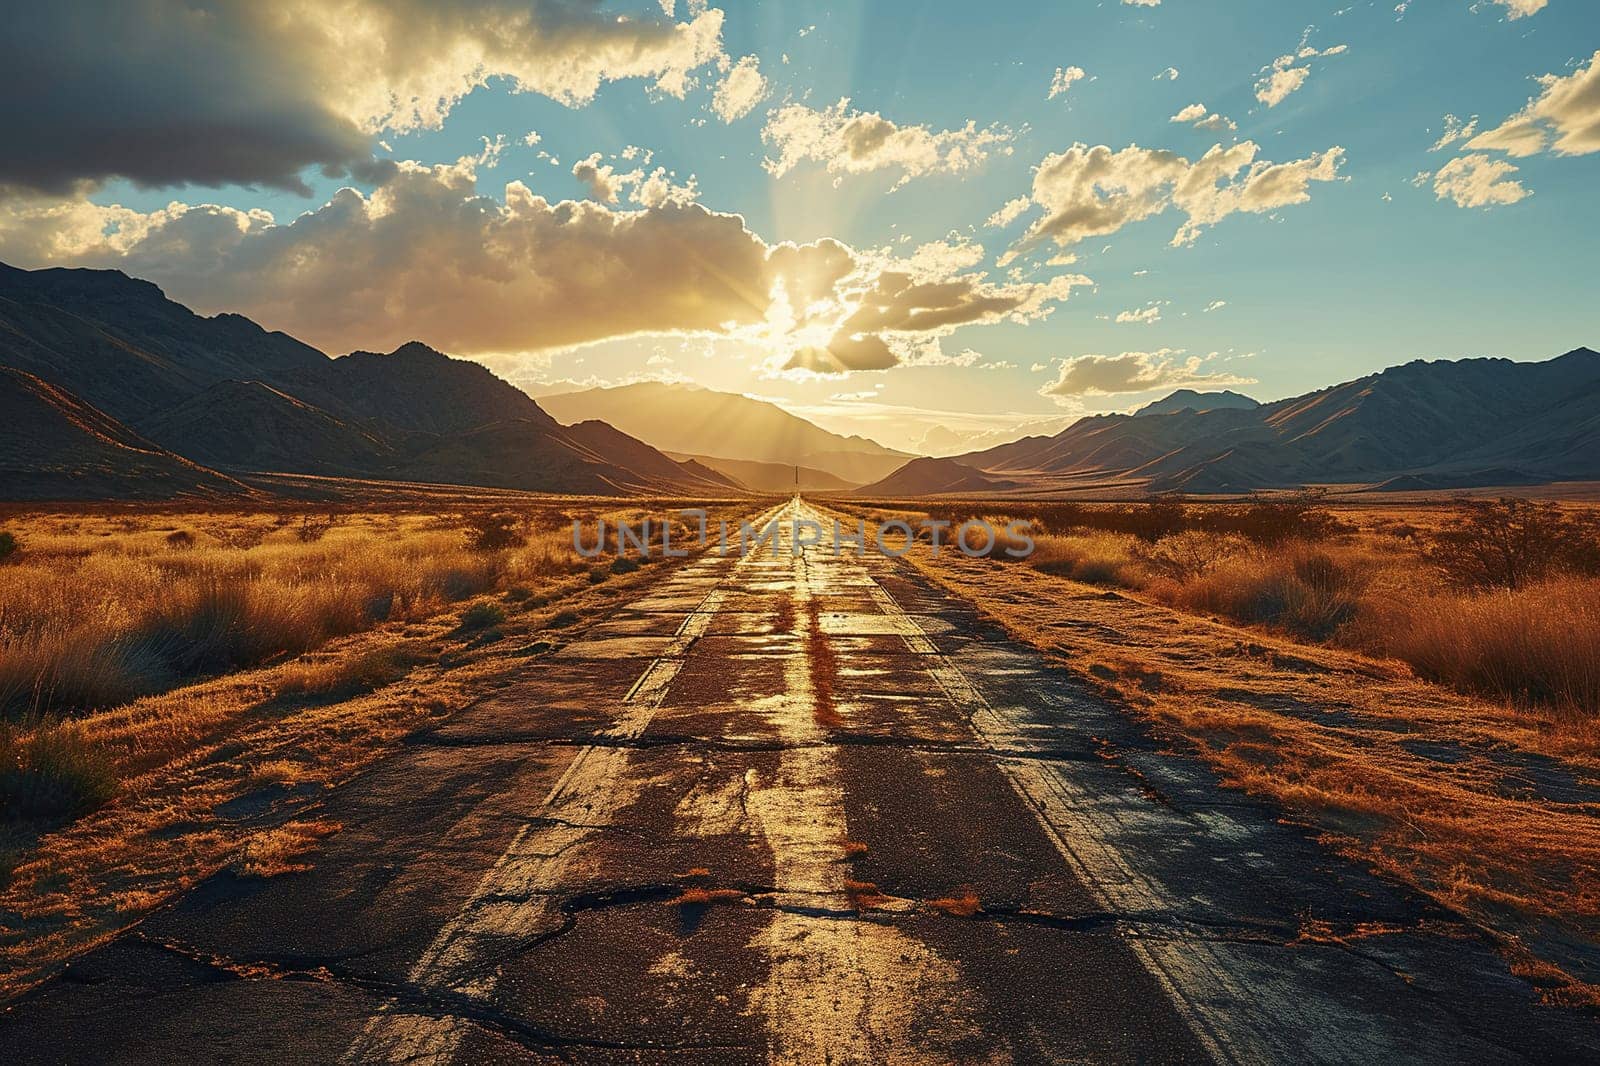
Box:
[295,513,340,543]
[464,512,527,552]
[0,720,117,820]
[1140,531,1251,581]
[1362,577,1600,716]
[165,530,195,550]
[1028,533,1144,585]
[0,532,17,564]
[1425,498,1600,590]
[1174,542,1366,640]
[610,557,641,575]
[456,602,506,633]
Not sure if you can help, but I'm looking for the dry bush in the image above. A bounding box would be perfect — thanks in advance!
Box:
[1168,542,1367,640]
[1138,530,1251,581]
[1425,498,1600,591]
[1027,532,1144,586]
[1359,577,1600,716]
[295,513,340,543]
[0,532,18,564]
[464,511,527,552]
[0,720,116,820]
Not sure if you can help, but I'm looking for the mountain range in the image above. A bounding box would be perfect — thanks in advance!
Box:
[0,263,738,500]
[537,381,910,485]
[3,260,1594,502]
[854,351,1599,496]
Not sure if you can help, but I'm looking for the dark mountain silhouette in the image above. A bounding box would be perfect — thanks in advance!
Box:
[0,367,247,500]
[875,348,1600,496]
[672,454,855,493]
[537,381,910,484]
[1134,389,1259,417]
[0,263,742,499]
[853,456,1011,497]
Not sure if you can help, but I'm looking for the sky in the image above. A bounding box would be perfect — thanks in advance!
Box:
[2,0,1597,454]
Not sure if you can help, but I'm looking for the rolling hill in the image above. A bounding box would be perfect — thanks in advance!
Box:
[537,381,911,484]
[671,454,856,493]
[0,263,742,500]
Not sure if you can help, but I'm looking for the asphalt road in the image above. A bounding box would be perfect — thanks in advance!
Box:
[2,499,1597,1063]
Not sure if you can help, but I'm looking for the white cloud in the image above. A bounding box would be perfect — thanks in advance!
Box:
[1115,303,1163,324]
[1154,67,1180,81]
[1468,49,1600,158]
[1049,66,1088,100]
[999,140,1345,257]
[762,99,1014,190]
[1203,299,1227,313]
[1040,350,1255,401]
[1124,0,1162,7]
[712,54,768,123]
[985,196,1033,228]
[1170,103,1237,132]
[1429,114,1478,152]
[1487,0,1548,18]
[1254,35,1346,108]
[1432,154,1531,208]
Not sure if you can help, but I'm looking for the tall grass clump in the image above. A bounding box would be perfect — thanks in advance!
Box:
[0,720,117,820]
[1164,542,1368,640]
[1360,577,1600,717]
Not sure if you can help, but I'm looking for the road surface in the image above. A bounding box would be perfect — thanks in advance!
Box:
[2,499,1596,1063]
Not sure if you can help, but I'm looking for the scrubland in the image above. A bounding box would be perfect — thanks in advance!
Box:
[919,497,1600,722]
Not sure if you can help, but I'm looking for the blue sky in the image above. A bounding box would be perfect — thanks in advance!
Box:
[5,0,1597,452]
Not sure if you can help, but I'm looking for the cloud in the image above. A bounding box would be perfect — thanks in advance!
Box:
[1115,304,1162,324]
[712,54,769,123]
[762,99,1013,189]
[1154,67,1180,81]
[1170,103,1237,132]
[1431,154,1531,208]
[1124,0,1162,6]
[1468,49,1600,158]
[999,140,1344,257]
[1254,36,1346,108]
[985,196,1033,228]
[0,158,776,356]
[2,156,1085,377]
[0,1,727,196]
[572,151,697,207]
[1429,114,1478,152]
[1203,299,1227,312]
[1049,66,1088,100]
[1488,0,1548,18]
[1039,350,1255,401]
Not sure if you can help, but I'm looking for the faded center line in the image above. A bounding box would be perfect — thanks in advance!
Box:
[742,501,976,1066]
[344,503,783,1064]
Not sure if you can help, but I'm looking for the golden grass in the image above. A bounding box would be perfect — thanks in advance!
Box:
[928,889,982,918]
[231,818,342,878]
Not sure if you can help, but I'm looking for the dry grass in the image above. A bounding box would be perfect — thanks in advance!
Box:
[0,508,598,719]
[844,879,890,909]
[928,889,982,918]
[1354,577,1600,718]
[674,887,747,907]
[231,818,342,878]
[840,840,869,859]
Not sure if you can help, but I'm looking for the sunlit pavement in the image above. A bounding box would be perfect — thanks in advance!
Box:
[3,499,1596,1064]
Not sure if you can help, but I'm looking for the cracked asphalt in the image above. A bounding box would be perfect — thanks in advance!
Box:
[3,499,1598,1064]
